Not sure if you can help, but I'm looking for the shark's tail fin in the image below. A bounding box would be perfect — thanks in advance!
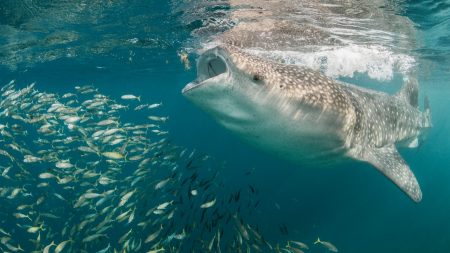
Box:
[423,95,432,128]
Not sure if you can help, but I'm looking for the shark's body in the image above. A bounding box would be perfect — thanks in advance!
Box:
[182,45,431,202]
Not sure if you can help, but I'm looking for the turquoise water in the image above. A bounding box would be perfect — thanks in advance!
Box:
[0,1,449,252]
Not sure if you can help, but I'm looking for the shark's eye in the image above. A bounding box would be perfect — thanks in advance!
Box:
[251,74,265,86]
[252,74,264,85]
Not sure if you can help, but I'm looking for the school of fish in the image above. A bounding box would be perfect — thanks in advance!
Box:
[0,80,337,253]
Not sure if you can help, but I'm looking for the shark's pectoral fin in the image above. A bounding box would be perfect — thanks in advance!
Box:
[348,145,422,202]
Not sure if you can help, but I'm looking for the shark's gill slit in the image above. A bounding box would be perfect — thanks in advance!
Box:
[207,57,227,78]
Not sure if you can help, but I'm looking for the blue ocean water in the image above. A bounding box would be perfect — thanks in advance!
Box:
[0,0,449,253]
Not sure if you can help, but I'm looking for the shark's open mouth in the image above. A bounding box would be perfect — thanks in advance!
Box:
[182,50,228,93]
[206,57,227,78]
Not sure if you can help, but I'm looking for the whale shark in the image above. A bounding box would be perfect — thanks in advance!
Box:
[182,45,431,202]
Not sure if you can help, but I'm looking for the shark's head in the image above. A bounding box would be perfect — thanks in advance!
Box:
[182,45,271,102]
[182,45,279,129]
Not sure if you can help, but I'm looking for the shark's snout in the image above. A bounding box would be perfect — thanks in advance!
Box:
[182,48,229,94]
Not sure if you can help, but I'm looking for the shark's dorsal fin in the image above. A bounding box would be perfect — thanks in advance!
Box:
[397,78,419,108]
[349,145,422,202]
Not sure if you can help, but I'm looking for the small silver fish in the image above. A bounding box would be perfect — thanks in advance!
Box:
[102,152,124,160]
[314,238,338,252]
[121,94,140,101]
[148,102,162,109]
[148,116,169,122]
[145,225,162,243]
[200,198,216,209]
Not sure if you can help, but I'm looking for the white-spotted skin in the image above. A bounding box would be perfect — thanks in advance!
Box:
[183,45,430,202]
